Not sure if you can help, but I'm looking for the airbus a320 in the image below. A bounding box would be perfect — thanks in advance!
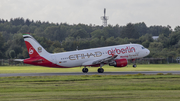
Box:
[16,33,150,73]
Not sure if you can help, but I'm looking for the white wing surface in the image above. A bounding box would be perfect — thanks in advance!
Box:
[82,55,117,66]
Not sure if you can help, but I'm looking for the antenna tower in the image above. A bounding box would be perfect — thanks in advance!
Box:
[101,8,108,27]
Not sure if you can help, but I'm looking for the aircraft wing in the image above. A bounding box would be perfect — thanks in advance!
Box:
[82,55,118,66]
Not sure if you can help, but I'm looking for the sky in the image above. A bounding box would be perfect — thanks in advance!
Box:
[0,0,180,29]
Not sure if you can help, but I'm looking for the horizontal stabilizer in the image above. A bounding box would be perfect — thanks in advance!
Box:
[13,59,24,62]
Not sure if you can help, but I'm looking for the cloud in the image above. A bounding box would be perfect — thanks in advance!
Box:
[0,0,180,28]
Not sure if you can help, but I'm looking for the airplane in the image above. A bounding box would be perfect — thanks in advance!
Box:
[16,33,150,73]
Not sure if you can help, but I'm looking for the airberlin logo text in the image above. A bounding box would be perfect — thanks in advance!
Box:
[108,46,136,55]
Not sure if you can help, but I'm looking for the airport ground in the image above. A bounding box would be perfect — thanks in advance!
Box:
[0,64,180,73]
[0,64,180,101]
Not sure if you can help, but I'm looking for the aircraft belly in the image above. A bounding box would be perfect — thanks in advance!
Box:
[57,59,85,67]
[57,56,107,67]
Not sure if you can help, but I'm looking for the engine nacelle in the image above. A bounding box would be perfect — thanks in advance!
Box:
[109,58,128,67]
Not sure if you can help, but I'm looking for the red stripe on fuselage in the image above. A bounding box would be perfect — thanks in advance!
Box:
[24,41,71,68]
[24,56,70,68]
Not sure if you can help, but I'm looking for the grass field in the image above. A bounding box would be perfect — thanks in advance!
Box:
[0,64,180,73]
[0,64,180,101]
[1,74,180,101]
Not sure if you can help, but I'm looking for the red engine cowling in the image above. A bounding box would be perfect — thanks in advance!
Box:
[109,58,128,67]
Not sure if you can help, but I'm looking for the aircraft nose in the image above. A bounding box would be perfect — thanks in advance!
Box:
[146,49,150,55]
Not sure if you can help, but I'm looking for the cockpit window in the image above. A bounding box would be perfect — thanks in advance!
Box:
[142,47,145,49]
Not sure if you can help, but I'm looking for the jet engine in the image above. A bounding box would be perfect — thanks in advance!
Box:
[109,58,128,67]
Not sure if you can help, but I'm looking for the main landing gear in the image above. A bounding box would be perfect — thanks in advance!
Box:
[82,66,88,73]
[98,64,104,73]
[82,64,104,73]
[97,68,104,73]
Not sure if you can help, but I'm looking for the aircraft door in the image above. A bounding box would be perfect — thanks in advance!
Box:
[129,46,139,59]
[134,46,139,58]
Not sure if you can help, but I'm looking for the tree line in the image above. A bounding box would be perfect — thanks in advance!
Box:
[0,17,180,61]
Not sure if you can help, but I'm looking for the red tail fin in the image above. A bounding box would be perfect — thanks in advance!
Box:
[25,41,40,58]
[23,34,50,58]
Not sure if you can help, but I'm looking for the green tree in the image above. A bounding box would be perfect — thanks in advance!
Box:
[0,50,3,59]
[25,19,31,26]
[159,48,169,58]
[44,26,59,40]
[100,36,105,46]
[149,42,163,49]
[22,49,29,58]
[9,50,16,59]
[139,34,153,48]
[105,37,117,46]
[139,34,153,43]
[0,32,5,58]
[121,23,139,39]
[147,25,171,36]
[10,17,25,26]
[134,22,147,36]
[142,40,150,48]
[168,51,176,59]
[174,26,180,32]
[90,38,100,48]
[18,25,29,33]
[169,32,180,46]
[90,29,104,39]
[177,48,180,55]
[1,17,180,59]
[0,32,4,50]
[17,53,24,59]
[103,25,117,38]
[69,29,89,38]
[158,34,169,48]
[53,48,65,53]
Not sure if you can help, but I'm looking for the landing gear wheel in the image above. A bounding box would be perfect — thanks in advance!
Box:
[98,68,104,73]
[133,64,136,68]
[132,59,136,68]
[82,68,88,73]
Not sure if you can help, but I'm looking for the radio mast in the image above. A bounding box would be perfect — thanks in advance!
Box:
[101,8,108,27]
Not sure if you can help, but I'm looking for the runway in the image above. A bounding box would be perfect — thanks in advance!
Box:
[0,71,180,77]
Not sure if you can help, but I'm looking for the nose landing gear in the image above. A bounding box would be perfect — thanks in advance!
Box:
[133,64,136,68]
[132,59,136,68]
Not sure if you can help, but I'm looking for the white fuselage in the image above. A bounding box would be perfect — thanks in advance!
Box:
[45,44,150,67]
